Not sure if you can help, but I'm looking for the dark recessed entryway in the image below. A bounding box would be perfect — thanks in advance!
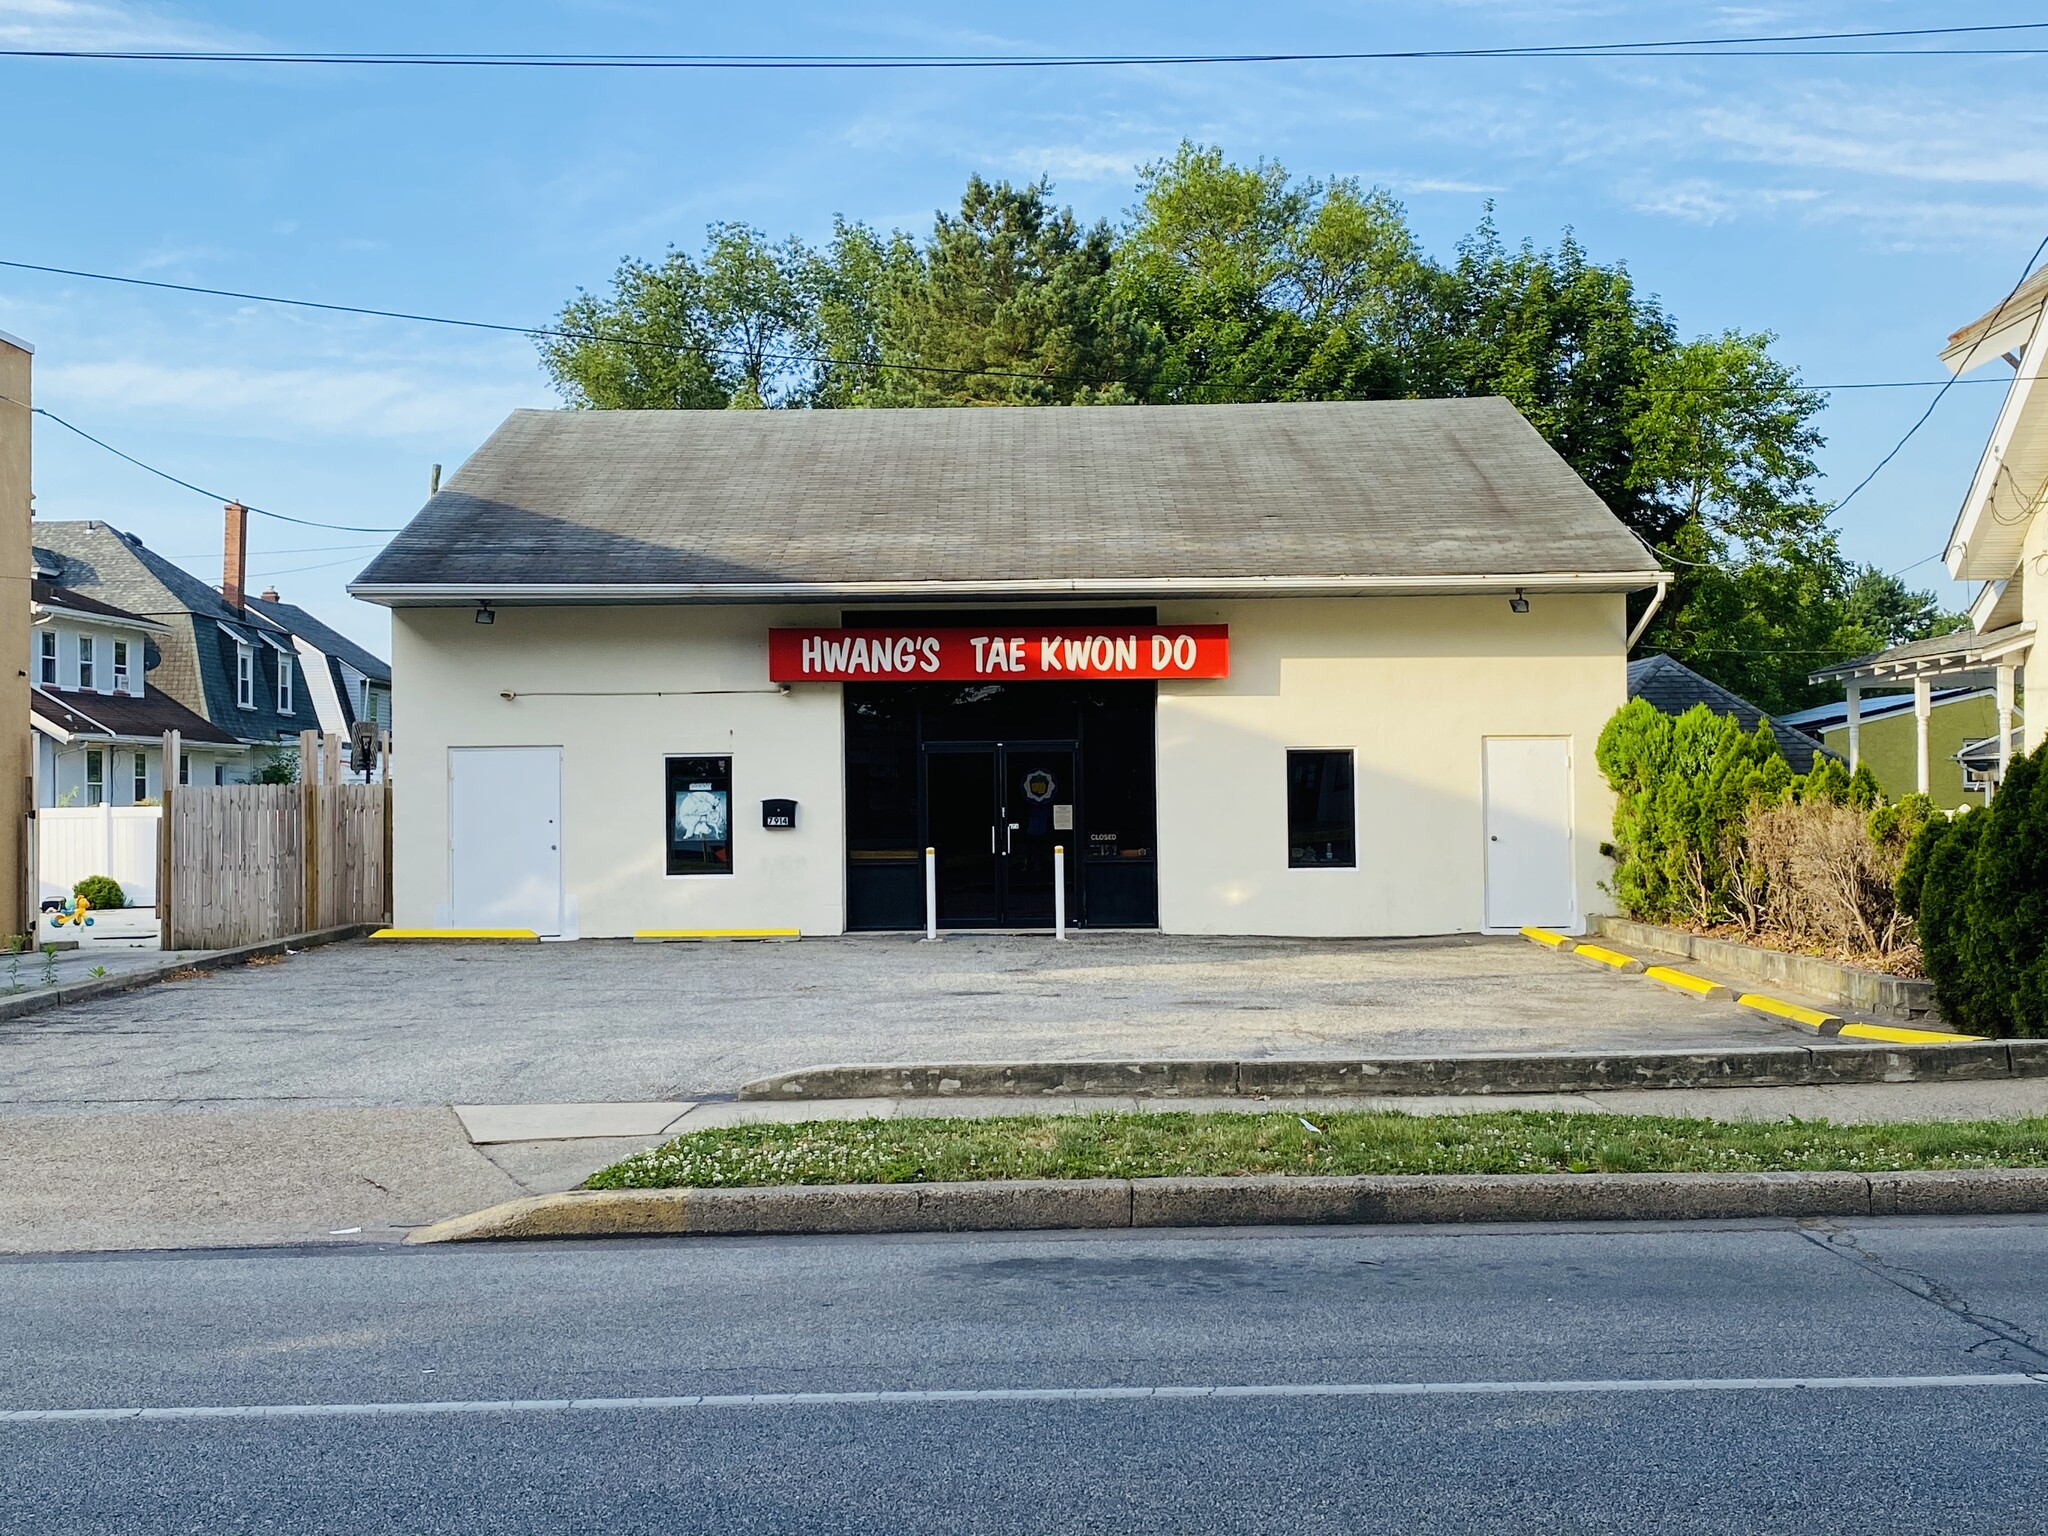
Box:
[844,680,1158,930]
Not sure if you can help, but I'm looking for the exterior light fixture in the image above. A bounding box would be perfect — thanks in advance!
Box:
[1509,588,1530,614]
[475,602,495,625]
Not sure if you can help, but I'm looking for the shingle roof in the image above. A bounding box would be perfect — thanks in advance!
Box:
[1627,654,1836,773]
[30,579,163,628]
[30,686,241,746]
[350,399,1662,600]
[241,594,390,683]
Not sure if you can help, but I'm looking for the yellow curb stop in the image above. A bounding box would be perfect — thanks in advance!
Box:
[633,929,800,942]
[1571,942,1646,975]
[370,928,541,943]
[1736,993,1844,1034]
[1643,965,1732,1002]
[1518,927,1577,952]
[1836,1022,1984,1045]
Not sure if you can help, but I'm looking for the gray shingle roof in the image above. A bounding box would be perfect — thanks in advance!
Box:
[243,594,391,683]
[350,399,1661,600]
[1627,654,1836,774]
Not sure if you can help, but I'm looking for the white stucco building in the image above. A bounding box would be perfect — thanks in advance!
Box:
[351,399,1666,939]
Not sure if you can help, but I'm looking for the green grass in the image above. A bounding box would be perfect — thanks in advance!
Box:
[583,1108,2048,1190]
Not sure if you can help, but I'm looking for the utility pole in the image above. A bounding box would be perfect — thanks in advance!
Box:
[0,329,32,942]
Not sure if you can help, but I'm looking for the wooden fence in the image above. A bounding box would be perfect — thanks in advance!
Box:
[158,729,391,951]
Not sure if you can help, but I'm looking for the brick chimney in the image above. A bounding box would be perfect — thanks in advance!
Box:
[222,501,247,614]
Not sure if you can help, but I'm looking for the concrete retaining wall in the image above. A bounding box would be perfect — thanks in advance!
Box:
[1592,915,1936,1021]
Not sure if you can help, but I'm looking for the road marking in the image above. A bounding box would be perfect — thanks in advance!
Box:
[4,1373,2043,1424]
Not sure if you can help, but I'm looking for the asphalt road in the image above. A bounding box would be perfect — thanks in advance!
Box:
[6,1215,2048,1533]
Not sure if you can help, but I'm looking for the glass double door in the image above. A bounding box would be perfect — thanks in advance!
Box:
[925,741,1078,927]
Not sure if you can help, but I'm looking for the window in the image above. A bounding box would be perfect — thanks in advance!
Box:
[235,642,254,709]
[665,756,732,875]
[84,749,104,807]
[277,653,294,714]
[133,752,148,803]
[112,639,130,692]
[77,634,96,691]
[37,630,56,686]
[1286,749,1356,869]
[179,752,190,787]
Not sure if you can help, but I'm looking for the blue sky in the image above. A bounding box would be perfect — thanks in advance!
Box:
[3,0,2044,653]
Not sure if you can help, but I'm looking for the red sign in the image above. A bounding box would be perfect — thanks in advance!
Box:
[769,625,1229,682]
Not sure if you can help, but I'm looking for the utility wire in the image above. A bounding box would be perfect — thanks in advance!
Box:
[0,258,2014,399]
[5,21,2048,67]
[1828,233,2048,519]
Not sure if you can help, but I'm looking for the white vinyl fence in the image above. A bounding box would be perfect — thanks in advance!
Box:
[37,804,161,909]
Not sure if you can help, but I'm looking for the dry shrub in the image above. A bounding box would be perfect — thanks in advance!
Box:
[1738,800,1909,961]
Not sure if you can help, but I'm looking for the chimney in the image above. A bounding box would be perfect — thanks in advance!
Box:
[222,501,247,614]
[259,586,280,602]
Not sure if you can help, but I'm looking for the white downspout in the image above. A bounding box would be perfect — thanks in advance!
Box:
[1624,578,1670,654]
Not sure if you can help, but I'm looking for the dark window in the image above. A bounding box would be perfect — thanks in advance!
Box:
[666,756,732,875]
[1287,750,1355,868]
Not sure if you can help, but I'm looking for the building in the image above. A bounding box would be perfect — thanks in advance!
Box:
[1780,687,2008,805]
[31,511,389,780]
[1809,263,2043,785]
[28,579,242,804]
[1627,653,1834,773]
[351,399,1667,939]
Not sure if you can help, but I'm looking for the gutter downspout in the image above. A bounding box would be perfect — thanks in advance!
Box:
[1624,577,1670,655]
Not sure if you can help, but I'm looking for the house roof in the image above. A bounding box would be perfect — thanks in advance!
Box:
[243,594,391,682]
[1627,654,1835,774]
[1780,686,1988,731]
[350,398,1665,604]
[30,579,167,631]
[1943,262,2048,373]
[1807,621,2036,685]
[30,686,241,746]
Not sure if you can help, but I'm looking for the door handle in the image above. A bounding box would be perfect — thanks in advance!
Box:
[1005,821,1020,854]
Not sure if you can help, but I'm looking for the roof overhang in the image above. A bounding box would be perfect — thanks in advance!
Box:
[1942,264,2048,375]
[348,570,1670,608]
[1944,282,2048,582]
[30,601,169,634]
[1808,621,2036,686]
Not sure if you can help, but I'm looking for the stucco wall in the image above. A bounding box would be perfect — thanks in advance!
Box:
[391,594,1629,938]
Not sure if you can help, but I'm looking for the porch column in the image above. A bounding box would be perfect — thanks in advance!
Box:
[1845,683,1862,773]
[1914,675,1932,797]
[1996,663,2016,785]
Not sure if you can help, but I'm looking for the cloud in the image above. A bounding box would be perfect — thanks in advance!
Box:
[0,0,232,49]
[1000,144,1150,183]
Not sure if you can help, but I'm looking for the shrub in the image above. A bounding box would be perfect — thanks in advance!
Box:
[72,875,126,910]
[1737,799,1910,957]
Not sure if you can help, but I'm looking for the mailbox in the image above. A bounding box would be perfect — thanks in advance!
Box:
[761,798,797,830]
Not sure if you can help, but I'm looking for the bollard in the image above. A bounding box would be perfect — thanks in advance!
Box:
[923,846,938,941]
[1053,844,1066,940]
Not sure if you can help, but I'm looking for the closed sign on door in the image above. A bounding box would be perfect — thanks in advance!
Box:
[1482,737,1573,931]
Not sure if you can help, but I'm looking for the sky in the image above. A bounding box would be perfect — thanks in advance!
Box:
[2,0,2045,655]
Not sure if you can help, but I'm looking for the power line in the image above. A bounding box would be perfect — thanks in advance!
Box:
[1828,233,2048,519]
[4,21,2048,68]
[0,393,400,532]
[0,257,2015,398]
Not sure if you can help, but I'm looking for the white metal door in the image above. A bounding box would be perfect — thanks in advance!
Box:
[1483,737,1574,931]
[449,747,562,935]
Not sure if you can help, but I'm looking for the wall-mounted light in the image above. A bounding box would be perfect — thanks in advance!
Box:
[474,602,495,625]
[1509,588,1530,614]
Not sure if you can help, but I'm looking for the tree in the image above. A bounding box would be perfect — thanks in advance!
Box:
[537,250,731,409]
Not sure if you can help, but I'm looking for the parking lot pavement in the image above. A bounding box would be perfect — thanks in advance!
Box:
[0,932,1813,1114]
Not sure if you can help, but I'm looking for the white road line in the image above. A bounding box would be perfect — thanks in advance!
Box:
[3,1373,2044,1424]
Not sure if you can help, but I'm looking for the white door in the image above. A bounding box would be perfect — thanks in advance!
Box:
[449,747,562,935]
[1483,737,1574,931]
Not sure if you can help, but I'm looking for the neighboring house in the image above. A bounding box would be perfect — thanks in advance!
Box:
[1627,654,1835,773]
[352,398,1667,939]
[1780,688,2013,806]
[30,513,390,778]
[27,580,243,805]
[1810,264,2044,789]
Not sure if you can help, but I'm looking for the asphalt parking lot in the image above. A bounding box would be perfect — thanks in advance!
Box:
[1,931,1809,1113]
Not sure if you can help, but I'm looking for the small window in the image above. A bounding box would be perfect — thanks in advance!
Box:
[236,643,254,710]
[277,653,294,714]
[113,639,130,692]
[84,749,104,807]
[78,634,96,691]
[179,752,190,787]
[666,755,732,875]
[133,751,148,803]
[37,630,56,686]
[1286,749,1356,869]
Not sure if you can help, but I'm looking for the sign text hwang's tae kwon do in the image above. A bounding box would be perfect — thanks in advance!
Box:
[769,625,1229,682]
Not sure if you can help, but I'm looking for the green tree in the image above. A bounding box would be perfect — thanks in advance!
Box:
[537,250,731,409]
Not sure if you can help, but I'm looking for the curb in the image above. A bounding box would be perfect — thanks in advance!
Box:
[406,1167,2048,1244]
[739,1041,2048,1101]
[370,929,540,943]
[0,923,376,1023]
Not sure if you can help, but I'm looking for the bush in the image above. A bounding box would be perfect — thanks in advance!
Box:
[72,875,126,910]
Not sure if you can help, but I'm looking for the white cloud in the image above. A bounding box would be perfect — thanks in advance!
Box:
[0,0,231,49]
[1000,144,1149,184]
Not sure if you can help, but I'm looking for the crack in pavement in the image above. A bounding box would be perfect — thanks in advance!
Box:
[1798,1220,2048,1368]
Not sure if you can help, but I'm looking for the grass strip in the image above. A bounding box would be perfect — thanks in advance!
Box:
[585,1109,2048,1190]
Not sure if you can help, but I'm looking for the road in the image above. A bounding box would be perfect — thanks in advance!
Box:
[6,1215,2048,1533]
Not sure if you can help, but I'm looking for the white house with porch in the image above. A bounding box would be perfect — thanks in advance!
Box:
[1810,262,2044,792]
